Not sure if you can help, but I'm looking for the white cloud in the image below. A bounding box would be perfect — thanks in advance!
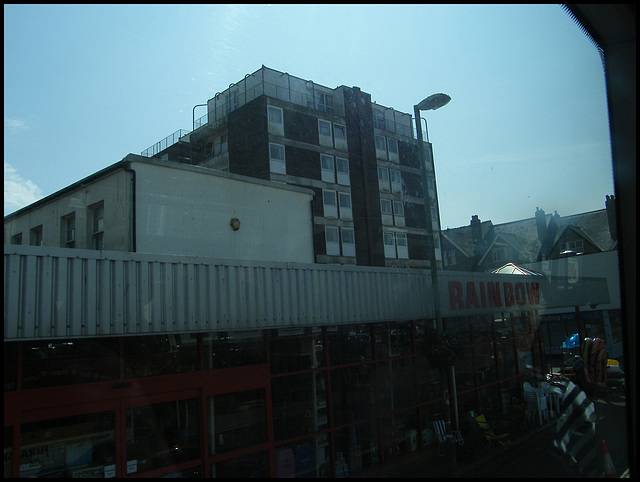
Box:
[4,162,43,216]
[4,117,30,135]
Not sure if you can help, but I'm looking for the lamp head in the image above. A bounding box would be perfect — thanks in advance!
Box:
[416,93,451,111]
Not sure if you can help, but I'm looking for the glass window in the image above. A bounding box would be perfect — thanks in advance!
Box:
[380,199,392,215]
[22,338,119,389]
[322,189,337,218]
[320,154,335,183]
[330,365,375,425]
[269,327,324,373]
[268,105,284,136]
[272,373,325,441]
[62,213,75,248]
[204,330,266,369]
[326,324,373,366]
[29,225,43,246]
[20,411,116,478]
[209,389,267,454]
[10,233,22,245]
[338,192,352,220]
[275,435,331,478]
[4,426,12,477]
[91,202,104,250]
[378,166,389,191]
[269,142,286,174]
[123,334,199,378]
[268,105,283,124]
[334,421,378,476]
[126,398,200,475]
[212,451,269,478]
[341,227,355,257]
[318,119,332,136]
[325,226,340,256]
[336,157,350,185]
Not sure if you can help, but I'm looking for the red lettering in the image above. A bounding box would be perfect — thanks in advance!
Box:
[449,281,464,310]
[504,283,515,307]
[515,282,526,306]
[526,282,540,305]
[479,282,487,307]
[466,281,480,309]
[487,282,502,308]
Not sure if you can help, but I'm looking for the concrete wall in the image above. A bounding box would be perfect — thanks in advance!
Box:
[131,160,315,263]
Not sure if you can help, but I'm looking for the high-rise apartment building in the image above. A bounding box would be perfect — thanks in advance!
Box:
[143,65,443,269]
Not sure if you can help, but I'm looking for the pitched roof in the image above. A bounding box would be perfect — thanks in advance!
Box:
[441,207,615,265]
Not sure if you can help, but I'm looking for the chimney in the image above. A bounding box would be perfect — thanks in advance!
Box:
[605,195,617,241]
[535,207,546,242]
[470,215,482,242]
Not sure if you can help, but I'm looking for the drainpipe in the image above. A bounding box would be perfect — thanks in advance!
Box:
[124,162,137,252]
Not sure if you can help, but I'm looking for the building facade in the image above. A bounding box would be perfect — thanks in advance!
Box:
[142,65,443,269]
[3,66,617,478]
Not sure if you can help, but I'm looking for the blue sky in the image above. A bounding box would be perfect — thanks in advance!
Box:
[4,4,613,228]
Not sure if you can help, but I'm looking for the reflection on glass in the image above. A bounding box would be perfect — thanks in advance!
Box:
[4,427,12,477]
[330,365,375,426]
[271,373,326,441]
[275,435,332,478]
[205,330,266,369]
[269,327,323,373]
[326,324,372,366]
[334,421,378,476]
[19,411,116,478]
[375,322,414,358]
[123,334,198,378]
[125,399,200,475]
[212,451,269,478]
[4,342,18,392]
[209,389,267,454]
[21,338,119,389]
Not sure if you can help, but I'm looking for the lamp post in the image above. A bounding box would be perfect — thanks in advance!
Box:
[414,93,450,332]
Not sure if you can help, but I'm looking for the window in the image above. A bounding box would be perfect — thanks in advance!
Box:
[341,227,356,257]
[209,389,267,454]
[334,123,347,151]
[321,154,335,183]
[373,109,386,130]
[383,232,396,258]
[378,166,390,191]
[560,240,584,254]
[269,142,286,174]
[29,225,43,246]
[20,411,116,478]
[91,202,104,250]
[126,398,200,475]
[336,157,350,185]
[375,134,387,159]
[268,105,284,136]
[390,169,402,193]
[325,226,340,255]
[387,138,399,163]
[338,192,352,220]
[62,213,75,248]
[491,246,506,262]
[10,233,22,245]
[380,199,393,225]
[323,189,338,218]
[396,233,409,259]
[318,119,333,148]
[393,201,405,227]
[315,91,333,114]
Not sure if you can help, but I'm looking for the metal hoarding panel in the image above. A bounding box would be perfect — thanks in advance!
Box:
[4,245,434,340]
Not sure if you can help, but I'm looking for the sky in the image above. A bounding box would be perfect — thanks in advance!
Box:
[4,4,614,228]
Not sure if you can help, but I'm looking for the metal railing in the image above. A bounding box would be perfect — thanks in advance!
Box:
[141,129,190,158]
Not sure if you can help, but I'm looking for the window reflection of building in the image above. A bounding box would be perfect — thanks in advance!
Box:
[5,316,544,477]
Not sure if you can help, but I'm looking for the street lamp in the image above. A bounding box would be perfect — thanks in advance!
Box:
[414,93,450,332]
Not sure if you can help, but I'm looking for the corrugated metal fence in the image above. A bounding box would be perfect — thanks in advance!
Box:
[4,245,433,340]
